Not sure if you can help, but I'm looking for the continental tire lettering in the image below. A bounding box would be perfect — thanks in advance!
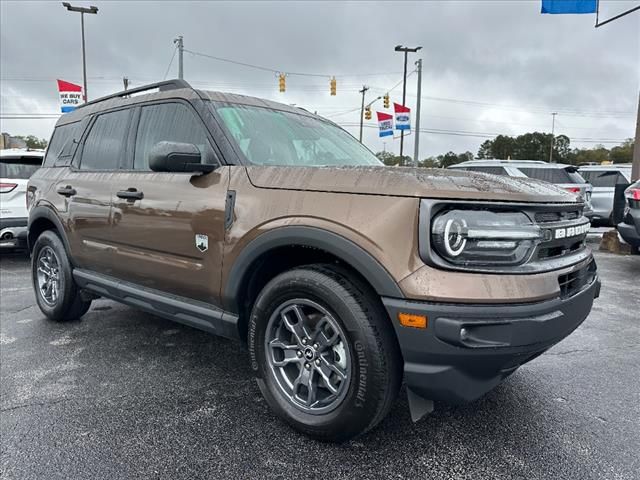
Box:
[354,340,368,408]
[248,316,259,371]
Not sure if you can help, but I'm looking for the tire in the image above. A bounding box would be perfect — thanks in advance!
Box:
[31,230,91,322]
[248,264,402,442]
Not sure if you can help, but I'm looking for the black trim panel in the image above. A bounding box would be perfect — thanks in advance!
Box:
[73,269,240,340]
[27,205,71,254]
[223,226,404,312]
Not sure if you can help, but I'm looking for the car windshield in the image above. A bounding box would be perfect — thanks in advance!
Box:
[212,103,382,167]
[0,158,42,179]
[517,167,584,184]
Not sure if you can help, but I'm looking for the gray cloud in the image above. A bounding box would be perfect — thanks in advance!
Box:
[1,0,638,159]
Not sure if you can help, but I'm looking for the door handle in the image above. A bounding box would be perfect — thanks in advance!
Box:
[116,188,144,200]
[56,185,76,197]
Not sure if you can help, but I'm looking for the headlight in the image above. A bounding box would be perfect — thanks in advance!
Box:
[431,209,542,266]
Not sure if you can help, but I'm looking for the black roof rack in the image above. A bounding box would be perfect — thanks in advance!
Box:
[78,79,192,109]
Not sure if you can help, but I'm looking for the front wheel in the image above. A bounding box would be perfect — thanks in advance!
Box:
[31,230,91,321]
[249,264,402,442]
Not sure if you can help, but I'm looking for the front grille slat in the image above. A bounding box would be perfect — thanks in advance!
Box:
[558,261,596,298]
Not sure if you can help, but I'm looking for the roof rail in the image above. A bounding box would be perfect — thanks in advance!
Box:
[78,79,192,109]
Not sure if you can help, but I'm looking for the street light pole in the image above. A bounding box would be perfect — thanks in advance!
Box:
[62,3,98,102]
[395,45,422,166]
[549,112,557,163]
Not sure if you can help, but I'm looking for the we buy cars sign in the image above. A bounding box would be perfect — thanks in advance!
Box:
[394,103,411,131]
[57,79,83,113]
[377,111,393,137]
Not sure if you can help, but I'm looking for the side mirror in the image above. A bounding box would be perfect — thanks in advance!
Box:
[148,141,215,173]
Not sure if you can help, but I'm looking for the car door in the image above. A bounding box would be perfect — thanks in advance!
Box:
[58,108,132,274]
[109,101,229,306]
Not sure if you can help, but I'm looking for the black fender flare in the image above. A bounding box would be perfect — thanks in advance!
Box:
[27,205,71,254]
[223,226,404,312]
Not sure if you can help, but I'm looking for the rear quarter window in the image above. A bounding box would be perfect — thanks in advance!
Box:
[582,170,628,187]
[43,121,84,167]
[517,167,582,184]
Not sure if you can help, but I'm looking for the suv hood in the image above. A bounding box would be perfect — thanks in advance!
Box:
[246,166,578,203]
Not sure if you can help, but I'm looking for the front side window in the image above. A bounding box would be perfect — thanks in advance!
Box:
[80,109,131,170]
[467,166,507,176]
[133,103,216,170]
[213,103,382,167]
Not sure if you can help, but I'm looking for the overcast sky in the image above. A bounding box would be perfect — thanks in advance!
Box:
[1,0,638,159]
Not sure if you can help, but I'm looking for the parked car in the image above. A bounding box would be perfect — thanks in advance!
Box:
[1,148,45,249]
[578,164,632,226]
[617,180,640,249]
[448,159,594,220]
[27,80,600,442]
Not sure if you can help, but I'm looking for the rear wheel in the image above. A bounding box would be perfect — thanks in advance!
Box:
[249,264,402,442]
[32,230,91,321]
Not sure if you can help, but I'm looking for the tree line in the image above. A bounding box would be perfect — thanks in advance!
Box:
[376,132,634,168]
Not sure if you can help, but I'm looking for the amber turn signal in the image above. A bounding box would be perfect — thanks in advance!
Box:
[398,312,427,329]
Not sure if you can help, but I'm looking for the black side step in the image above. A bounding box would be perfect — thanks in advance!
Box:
[73,269,239,340]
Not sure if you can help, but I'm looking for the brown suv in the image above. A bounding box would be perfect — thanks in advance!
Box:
[27,80,600,441]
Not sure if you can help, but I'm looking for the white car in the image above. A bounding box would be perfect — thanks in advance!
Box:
[1,148,44,248]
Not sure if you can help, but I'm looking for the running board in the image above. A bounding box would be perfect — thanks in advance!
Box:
[73,269,239,340]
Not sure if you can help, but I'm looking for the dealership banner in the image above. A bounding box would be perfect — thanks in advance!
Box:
[377,111,393,137]
[541,0,596,14]
[57,79,83,113]
[393,103,410,131]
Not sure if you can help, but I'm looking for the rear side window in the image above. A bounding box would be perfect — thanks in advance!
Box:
[517,167,582,184]
[133,103,216,170]
[43,121,83,167]
[80,109,131,170]
[0,158,43,179]
[581,170,627,187]
[467,166,507,176]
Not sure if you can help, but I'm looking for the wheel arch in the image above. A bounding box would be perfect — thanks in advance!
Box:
[223,226,404,340]
[28,205,70,255]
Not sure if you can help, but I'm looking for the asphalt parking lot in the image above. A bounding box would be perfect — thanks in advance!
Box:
[1,249,638,480]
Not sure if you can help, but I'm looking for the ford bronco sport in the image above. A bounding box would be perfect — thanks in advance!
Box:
[28,80,600,442]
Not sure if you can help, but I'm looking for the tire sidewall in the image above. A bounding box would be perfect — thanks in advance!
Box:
[249,269,385,440]
[31,231,76,320]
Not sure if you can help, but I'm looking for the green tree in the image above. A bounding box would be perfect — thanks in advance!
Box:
[375,151,396,165]
[15,135,47,149]
[610,139,634,164]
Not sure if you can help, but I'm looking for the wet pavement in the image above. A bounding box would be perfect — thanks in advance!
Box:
[1,249,638,480]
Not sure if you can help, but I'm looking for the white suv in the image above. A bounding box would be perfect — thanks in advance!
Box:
[1,149,44,248]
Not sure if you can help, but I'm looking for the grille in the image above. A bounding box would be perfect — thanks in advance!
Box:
[535,210,581,223]
[558,261,596,299]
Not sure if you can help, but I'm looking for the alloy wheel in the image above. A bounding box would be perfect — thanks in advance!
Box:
[265,299,351,415]
[36,246,61,306]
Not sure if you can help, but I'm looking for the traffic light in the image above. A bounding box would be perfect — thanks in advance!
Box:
[278,73,286,93]
[364,105,372,120]
[330,76,337,96]
[383,93,390,108]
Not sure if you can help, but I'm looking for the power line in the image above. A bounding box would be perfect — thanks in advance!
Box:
[162,45,178,81]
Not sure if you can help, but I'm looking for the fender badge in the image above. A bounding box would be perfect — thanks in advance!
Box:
[195,234,208,252]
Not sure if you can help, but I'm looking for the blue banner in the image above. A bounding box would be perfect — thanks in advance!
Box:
[541,0,597,14]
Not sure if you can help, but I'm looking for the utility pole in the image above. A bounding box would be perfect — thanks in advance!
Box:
[633,91,640,181]
[394,45,422,165]
[413,58,423,167]
[174,36,184,80]
[62,3,98,102]
[549,112,558,163]
[359,85,369,143]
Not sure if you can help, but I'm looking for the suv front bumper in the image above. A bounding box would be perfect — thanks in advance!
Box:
[382,274,600,404]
